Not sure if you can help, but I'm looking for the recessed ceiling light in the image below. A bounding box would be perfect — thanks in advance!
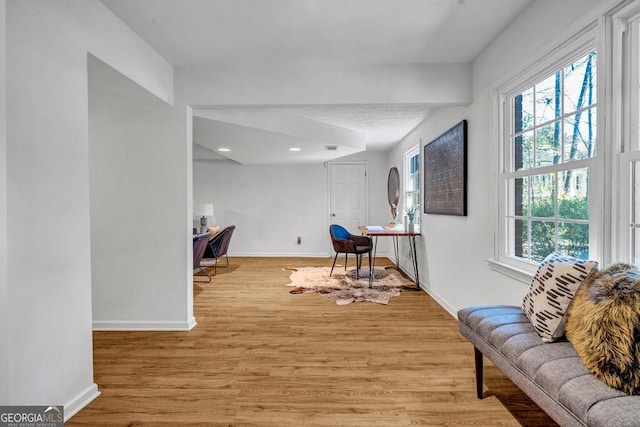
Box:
[218,148,230,152]
[289,147,301,152]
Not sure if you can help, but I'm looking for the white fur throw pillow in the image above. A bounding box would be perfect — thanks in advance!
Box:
[522,251,598,342]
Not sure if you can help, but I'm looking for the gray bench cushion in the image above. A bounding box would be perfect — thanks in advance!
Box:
[458,305,640,427]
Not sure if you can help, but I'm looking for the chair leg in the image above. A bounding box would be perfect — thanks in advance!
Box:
[196,267,212,283]
[215,254,230,268]
[356,254,361,280]
[330,253,339,276]
[211,254,230,278]
[344,253,348,271]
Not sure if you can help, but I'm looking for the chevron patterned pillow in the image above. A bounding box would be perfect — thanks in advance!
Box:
[522,252,598,343]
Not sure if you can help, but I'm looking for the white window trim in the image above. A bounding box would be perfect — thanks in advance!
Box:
[613,2,640,263]
[491,24,604,278]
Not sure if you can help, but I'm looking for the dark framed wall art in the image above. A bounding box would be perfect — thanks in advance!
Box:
[423,119,467,216]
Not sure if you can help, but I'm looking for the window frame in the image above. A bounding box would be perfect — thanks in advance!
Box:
[615,3,640,264]
[404,145,421,227]
[491,27,604,279]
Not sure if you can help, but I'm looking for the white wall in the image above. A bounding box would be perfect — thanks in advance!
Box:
[193,150,391,257]
[388,0,607,315]
[88,56,192,330]
[4,0,177,418]
[177,63,471,106]
[0,0,8,405]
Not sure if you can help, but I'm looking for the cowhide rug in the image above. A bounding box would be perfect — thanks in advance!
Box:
[284,266,413,305]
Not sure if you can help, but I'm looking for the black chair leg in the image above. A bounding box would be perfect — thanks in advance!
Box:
[356,254,361,280]
[330,253,339,276]
[344,253,348,271]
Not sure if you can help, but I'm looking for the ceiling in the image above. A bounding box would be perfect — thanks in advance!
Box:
[101,0,533,164]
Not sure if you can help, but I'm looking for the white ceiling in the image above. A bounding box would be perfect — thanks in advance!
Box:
[101,0,533,164]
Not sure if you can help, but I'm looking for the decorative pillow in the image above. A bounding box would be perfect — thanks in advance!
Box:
[207,226,222,241]
[565,263,640,394]
[522,252,598,343]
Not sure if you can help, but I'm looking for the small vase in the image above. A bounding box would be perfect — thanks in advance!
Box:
[408,221,414,234]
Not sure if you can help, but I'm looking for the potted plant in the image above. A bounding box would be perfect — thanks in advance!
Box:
[405,206,418,233]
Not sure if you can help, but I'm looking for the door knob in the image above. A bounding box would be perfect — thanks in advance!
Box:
[331,213,336,217]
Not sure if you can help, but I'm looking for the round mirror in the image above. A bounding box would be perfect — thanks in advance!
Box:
[387,167,400,219]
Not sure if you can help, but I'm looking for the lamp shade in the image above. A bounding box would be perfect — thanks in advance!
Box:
[196,203,214,217]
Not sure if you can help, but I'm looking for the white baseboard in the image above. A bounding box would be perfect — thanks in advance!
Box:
[422,287,457,319]
[232,252,332,257]
[93,317,197,331]
[64,383,100,422]
[396,261,457,319]
[231,251,394,259]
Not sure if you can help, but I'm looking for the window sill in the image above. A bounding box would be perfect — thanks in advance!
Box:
[487,259,533,285]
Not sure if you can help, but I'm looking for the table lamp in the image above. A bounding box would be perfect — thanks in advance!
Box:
[196,203,214,234]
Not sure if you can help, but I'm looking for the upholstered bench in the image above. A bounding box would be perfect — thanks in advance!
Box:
[458,305,640,427]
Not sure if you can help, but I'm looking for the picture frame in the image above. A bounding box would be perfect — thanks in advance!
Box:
[423,120,467,216]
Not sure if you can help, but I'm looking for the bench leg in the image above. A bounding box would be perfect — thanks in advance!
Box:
[474,346,484,399]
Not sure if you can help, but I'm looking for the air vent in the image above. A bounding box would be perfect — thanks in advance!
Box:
[325,145,338,151]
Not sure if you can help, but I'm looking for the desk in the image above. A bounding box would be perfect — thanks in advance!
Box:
[358,226,421,290]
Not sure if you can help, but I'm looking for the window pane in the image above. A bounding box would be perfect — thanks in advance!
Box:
[563,109,596,161]
[513,177,528,217]
[634,161,640,224]
[407,191,419,208]
[634,227,640,266]
[514,89,534,132]
[408,173,418,191]
[508,217,529,259]
[530,220,556,261]
[535,123,561,167]
[633,163,640,263]
[558,222,589,259]
[514,131,534,171]
[535,72,561,125]
[558,168,589,220]
[564,52,596,114]
[531,173,555,218]
[407,191,420,224]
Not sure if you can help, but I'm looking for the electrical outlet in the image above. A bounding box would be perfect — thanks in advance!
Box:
[297,236,301,245]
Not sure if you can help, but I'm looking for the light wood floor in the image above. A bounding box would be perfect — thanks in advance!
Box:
[67,257,557,426]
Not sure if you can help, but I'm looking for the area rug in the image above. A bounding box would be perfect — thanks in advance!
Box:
[284,266,414,305]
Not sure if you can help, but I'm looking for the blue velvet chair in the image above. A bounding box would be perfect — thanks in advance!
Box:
[329,224,372,280]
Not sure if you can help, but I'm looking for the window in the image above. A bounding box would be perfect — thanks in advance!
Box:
[501,50,597,267]
[405,146,420,225]
[492,1,640,280]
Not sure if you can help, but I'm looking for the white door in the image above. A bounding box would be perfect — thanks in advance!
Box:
[329,163,367,234]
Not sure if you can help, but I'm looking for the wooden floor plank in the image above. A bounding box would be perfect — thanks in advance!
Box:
[67,257,557,426]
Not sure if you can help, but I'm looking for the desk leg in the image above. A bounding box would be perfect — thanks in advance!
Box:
[393,235,399,267]
[369,236,378,288]
[410,235,420,290]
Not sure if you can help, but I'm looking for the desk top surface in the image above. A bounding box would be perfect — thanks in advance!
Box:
[358,225,421,236]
